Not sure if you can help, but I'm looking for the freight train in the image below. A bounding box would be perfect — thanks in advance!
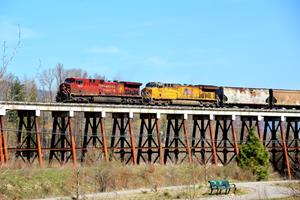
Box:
[56,77,300,109]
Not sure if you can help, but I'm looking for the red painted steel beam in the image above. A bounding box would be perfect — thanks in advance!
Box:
[280,121,291,180]
[128,118,137,165]
[34,116,43,167]
[100,118,109,162]
[231,120,239,156]
[256,120,262,142]
[183,119,192,163]
[0,116,8,163]
[155,119,164,165]
[0,127,2,163]
[68,117,77,166]
[208,120,217,164]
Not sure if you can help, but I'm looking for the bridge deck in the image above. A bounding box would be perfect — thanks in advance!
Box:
[1,101,300,119]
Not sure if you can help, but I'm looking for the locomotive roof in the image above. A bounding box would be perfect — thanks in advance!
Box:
[120,81,143,86]
[146,82,218,89]
[65,77,142,85]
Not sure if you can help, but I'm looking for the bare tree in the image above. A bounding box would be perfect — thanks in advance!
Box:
[39,68,55,101]
[65,68,88,78]
[0,24,21,100]
[1,24,21,80]
[93,73,106,80]
[54,62,66,88]
[0,73,14,101]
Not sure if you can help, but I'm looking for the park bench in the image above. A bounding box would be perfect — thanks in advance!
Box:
[208,180,236,194]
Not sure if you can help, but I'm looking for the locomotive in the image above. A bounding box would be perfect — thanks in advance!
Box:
[56,77,300,109]
[142,82,218,106]
[56,77,143,104]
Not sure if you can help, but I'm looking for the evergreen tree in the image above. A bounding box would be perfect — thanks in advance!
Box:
[28,82,37,102]
[10,77,25,101]
[8,77,25,123]
[238,127,270,180]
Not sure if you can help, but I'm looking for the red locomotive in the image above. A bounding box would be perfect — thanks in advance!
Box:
[56,77,142,104]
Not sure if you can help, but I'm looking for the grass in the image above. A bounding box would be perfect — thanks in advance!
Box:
[0,167,73,199]
[0,161,279,200]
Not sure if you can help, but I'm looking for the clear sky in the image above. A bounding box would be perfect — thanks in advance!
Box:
[1,0,300,89]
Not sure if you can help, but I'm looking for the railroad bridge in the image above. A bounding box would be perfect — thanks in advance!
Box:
[0,101,299,179]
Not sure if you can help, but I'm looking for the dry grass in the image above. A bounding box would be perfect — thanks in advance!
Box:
[0,161,279,200]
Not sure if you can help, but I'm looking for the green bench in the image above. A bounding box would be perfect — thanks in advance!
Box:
[208,180,236,194]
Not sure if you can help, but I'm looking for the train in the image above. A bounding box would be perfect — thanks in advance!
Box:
[56,77,300,109]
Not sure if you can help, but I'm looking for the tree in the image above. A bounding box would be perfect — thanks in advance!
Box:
[54,62,66,88]
[38,68,55,101]
[1,24,21,80]
[0,73,14,101]
[10,77,25,101]
[238,127,270,180]
[93,73,106,80]
[65,68,88,78]
[0,24,21,99]
[23,78,37,102]
[8,77,25,123]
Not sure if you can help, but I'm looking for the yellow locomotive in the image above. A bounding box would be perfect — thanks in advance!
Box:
[142,82,218,106]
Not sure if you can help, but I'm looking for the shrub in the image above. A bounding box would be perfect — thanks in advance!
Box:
[238,127,269,180]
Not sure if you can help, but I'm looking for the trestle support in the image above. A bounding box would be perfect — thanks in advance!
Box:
[163,114,192,164]
[263,117,291,179]
[49,111,76,166]
[15,111,43,166]
[214,116,239,165]
[191,115,217,164]
[137,113,163,164]
[81,112,108,162]
[110,113,137,164]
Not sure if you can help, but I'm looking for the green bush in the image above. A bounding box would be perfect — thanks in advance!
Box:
[238,127,269,180]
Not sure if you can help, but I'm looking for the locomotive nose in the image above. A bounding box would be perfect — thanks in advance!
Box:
[60,83,70,93]
[56,83,71,102]
[142,88,152,97]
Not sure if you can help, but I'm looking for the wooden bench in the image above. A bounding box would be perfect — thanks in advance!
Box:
[208,180,236,194]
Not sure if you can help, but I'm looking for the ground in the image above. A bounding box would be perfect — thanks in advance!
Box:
[36,180,300,200]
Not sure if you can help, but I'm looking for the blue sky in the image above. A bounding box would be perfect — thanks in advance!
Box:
[1,0,300,89]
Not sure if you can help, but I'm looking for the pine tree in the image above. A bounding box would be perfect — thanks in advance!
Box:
[28,82,37,102]
[8,77,25,123]
[10,77,25,101]
[238,127,270,180]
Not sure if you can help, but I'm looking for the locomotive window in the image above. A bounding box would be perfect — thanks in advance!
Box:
[146,83,155,87]
[146,82,160,88]
[65,78,75,83]
[76,80,83,85]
